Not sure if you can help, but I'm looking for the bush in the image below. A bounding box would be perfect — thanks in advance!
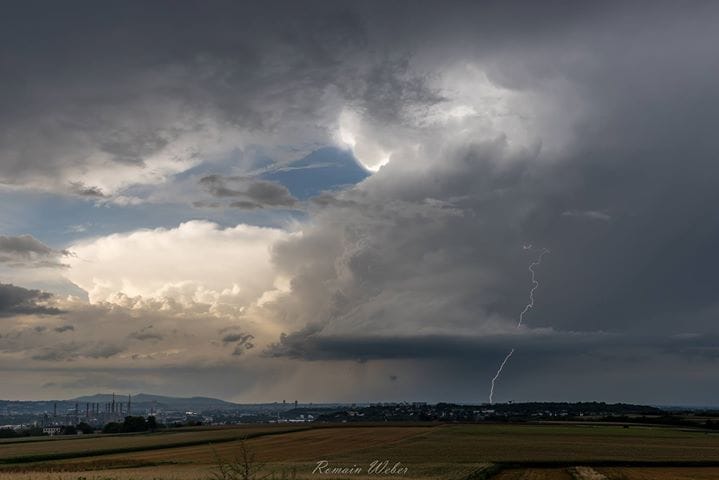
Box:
[0,428,19,438]
[101,416,160,433]
[210,438,296,480]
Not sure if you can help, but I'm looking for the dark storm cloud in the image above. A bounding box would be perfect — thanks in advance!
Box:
[258,2,719,402]
[69,182,106,198]
[4,1,719,401]
[244,181,296,207]
[0,235,68,268]
[268,131,719,359]
[347,56,445,124]
[263,325,620,362]
[199,175,297,209]
[0,283,64,317]
[232,343,254,356]
[222,332,254,345]
[0,235,53,257]
[0,1,446,196]
[54,325,75,333]
[264,326,719,366]
[264,331,507,362]
[221,332,255,356]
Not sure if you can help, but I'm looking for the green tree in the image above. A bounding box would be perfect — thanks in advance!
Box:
[121,415,148,432]
[146,415,158,431]
[62,425,77,435]
[102,422,121,433]
[76,422,94,434]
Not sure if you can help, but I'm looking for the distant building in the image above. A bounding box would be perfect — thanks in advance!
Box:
[42,426,62,436]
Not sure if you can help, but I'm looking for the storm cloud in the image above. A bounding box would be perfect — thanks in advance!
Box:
[199,175,297,209]
[0,235,68,268]
[0,1,439,199]
[0,283,64,317]
[2,1,719,403]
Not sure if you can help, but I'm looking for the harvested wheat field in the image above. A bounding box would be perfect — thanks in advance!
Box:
[597,467,719,479]
[3,424,719,480]
[491,469,574,480]
[0,425,306,465]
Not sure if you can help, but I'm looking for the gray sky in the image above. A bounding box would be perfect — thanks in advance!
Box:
[2,1,719,405]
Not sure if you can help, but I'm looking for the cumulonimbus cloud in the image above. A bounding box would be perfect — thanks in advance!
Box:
[4,1,719,403]
[64,220,290,311]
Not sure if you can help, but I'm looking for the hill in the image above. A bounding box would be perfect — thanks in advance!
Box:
[70,393,239,411]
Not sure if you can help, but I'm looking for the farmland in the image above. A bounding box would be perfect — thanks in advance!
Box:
[2,423,719,479]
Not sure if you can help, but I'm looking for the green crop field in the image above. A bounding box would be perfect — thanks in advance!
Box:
[2,423,719,480]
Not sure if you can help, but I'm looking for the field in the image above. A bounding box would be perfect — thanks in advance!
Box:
[2,423,719,479]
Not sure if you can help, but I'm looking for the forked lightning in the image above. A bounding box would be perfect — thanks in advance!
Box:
[488,247,550,404]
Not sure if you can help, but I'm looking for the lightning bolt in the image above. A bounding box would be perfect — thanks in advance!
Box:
[488,247,550,404]
[518,248,549,327]
[488,348,514,404]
